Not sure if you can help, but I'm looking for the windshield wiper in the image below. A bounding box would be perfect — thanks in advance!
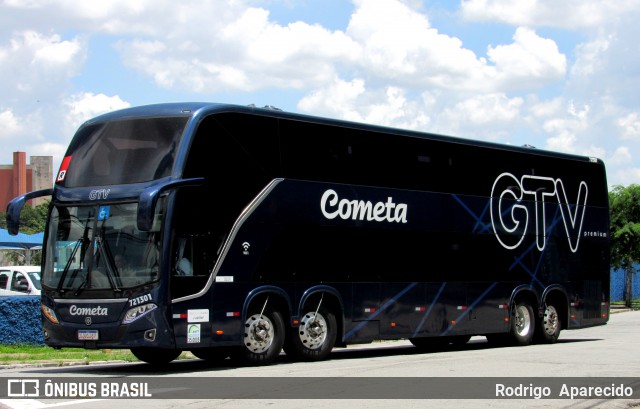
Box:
[73,275,89,296]
[57,238,84,293]
[94,236,121,292]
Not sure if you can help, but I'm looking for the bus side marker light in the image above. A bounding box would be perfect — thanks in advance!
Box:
[226,312,240,317]
[457,306,467,311]
[391,322,396,327]
[570,314,576,319]
[602,313,607,318]
[451,320,456,325]
[292,319,300,325]
[364,308,376,313]
[216,330,224,335]
[415,306,425,312]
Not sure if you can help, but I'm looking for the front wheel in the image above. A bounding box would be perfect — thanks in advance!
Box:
[536,303,561,344]
[235,306,285,366]
[130,347,182,365]
[510,301,535,346]
[284,307,337,361]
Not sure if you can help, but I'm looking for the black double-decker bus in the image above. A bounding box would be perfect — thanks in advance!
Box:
[7,103,610,365]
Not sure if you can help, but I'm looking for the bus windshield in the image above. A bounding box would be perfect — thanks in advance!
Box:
[43,202,163,292]
[59,116,189,187]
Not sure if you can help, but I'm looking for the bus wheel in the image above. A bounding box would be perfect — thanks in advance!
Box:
[237,307,285,365]
[536,303,561,344]
[191,347,231,363]
[510,301,535,346]
[130,347,181,365]
[284,307,336,361]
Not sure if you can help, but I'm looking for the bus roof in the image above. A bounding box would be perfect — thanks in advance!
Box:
[84,102,604,166]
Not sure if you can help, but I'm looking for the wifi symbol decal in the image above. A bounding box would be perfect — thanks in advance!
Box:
[242,242,250,255]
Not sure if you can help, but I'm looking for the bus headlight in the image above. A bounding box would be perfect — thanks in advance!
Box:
[41,305,59,324]
[123,303,157,324]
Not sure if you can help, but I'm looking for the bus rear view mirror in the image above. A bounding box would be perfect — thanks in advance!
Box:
[5,188,53,235]
[137,178,204,231]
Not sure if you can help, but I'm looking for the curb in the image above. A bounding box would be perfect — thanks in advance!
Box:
[0,360,130,370]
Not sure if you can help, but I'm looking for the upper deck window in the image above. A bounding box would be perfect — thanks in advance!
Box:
[59,116,189,187]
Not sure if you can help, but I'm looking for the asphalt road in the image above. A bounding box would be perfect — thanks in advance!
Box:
[1,310,639,409]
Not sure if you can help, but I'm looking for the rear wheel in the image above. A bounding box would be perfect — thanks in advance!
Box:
[234,305,285,366]
[536,303,561,344]
[510,301,535,346]
[284,306,336,361]
[130,347,182,365]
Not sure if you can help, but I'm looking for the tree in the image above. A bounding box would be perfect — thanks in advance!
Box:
[609,185,640,307]
[0,200,49,234]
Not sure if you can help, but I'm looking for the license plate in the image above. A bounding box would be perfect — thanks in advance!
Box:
[77,330,99,341]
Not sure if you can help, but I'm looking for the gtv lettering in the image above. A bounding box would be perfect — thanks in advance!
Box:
[490,173,588,253]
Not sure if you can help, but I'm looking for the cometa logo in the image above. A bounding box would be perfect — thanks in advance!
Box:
[69,305,108,316]
[320,189,408,224]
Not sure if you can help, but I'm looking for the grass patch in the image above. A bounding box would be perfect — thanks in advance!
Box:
[0,345,196,365]
[611,299,640,307]
[0,345,139,365]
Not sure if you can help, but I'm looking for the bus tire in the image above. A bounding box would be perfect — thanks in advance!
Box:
[191,347,231,363]
[130,347,181,365]
[536,303,561,344]
[284,307,336,361]
[510,301,535,346]
[236,306,285,366]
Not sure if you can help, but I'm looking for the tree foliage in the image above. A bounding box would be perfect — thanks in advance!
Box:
[609,184,640,306]
[0,200,50,235]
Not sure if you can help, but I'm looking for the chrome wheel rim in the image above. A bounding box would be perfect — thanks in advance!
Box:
[543,305,559,336]
[244,314,274,353]
[298,312,327,350]
[514,305,531,336]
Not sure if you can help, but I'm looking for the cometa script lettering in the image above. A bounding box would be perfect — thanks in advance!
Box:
[69,305,108,316]
[320,189,408,224]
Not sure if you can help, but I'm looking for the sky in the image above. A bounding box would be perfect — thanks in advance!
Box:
[1,0,639,188]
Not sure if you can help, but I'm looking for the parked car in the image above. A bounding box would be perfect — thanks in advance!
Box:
[0,266,41,296]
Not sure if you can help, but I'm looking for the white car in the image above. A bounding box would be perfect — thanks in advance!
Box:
[0,266,41,296]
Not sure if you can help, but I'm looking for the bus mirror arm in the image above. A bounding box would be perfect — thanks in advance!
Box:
[137,178,205,231]
[6,188,53,235]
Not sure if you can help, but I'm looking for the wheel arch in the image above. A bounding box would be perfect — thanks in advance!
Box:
[243,285,293,326]
[509,285,541,312]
